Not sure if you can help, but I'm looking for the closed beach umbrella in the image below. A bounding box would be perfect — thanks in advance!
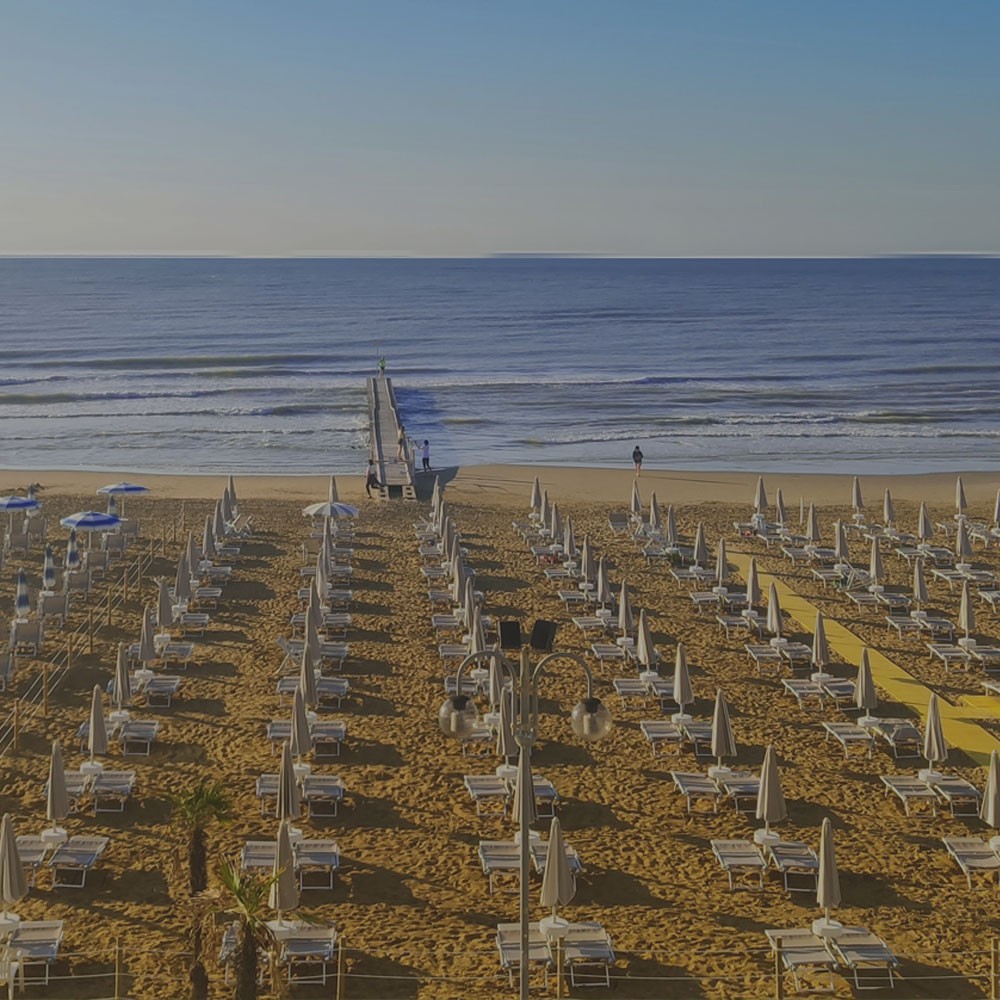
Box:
[138,608,156,664]
[488,660,504,713]
[496,687,516,762]
[14,568,30,618]
[202,516,216,561]
[46,741,69,827]
[276,742,301,820]
[692,523,708,567]
[290,686,313,760]
[618,580,635,635]
[213,500,226,540]
[855,649,878,714]
[450,561,466,604]
[563,517,577,560]
[299,642,318,710]
[157,577,173,631]
[665,504,678,546]
[636,609,656,669]
[549,502,562,544]
[912,559,928,608]
[315,551,329,600]
[852,476,864,514]
[649,492,662,532]
[221,487,234,525]
[88,685,108,761]
[530,476,541,513]
[956,476,968,516]
[630,481,641,517]
[754,476,768,513]
[756,745,787,834]
[540,816,575,917]
[269,819,299,918]
[303,620,321,679]
[327,474,338,505]
[715,537,729,585]
[0,813,27,918]
[746,558,761,608]
[993,489,1000,529]
[65,528,80,570]
[883,489,895,528]
[431,476,442,518]
[806,503,820,544]
[228,474,238,510]
[775,488,787,527]
[307,589,324,637]
[959,581,975,640]
[834,521,850,564]
[869,536,884,584]
[817,817,841,921]
[812,612,830,669]
[918,501,933,542]
[174,550,191,604]
[469,606,488,656]
[595,556,611,608]
[580,536,595,584]
[955,520,972,563]
[539,491,550,529]
[459,575,475,631]
[511,745,537,827]
[673,643,693,714]
[766,583,782,639]
[710,689,736,767]
[923,693,948,768]
[979,750,1000,830]
[43,544,56,591]
[112,642,130,711]
[186,531,198,575]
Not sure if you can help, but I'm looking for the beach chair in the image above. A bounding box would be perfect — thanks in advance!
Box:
[819,679,856,709]
[9,618,42,656]
[927,643,973,670]
[711,839,766,891]
[591,642,627,664]
[880,775,938,817]
[671,771,723,814]
[764,928,837,994]
[872,718,922,758]
[294,839,340,890]
[608,512,629,535]
[302,775,345,817]
[681,720,714,758]
[91,771,136,813]
[929,775,982,817]
[141,674,182,708]
[479,840,521,893]
[715,771,760,813]
[745,644,785,675]
[782,678,825,710]
[766,841,819,893]
[464,775,510,816]
[612,677,651,709]
[118,720,159,756]
[640,720,683,757]
[496,922,552,988]
[8,920,63,986]
[943,836,1000,890]
[560,922,615,988]
[49,835,109,887]
[828,927,898,990]
[36,591,69,628]
[275,923,337,985]
[14,835,48,888]
[83,549,110,576]
[160,641,195,669]
[0,648,14,692]
[822,722,874,759]
[525,775,560,819]
[530,840,582,881]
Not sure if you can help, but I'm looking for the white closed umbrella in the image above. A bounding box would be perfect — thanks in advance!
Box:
[917,501,933,543]
[980,750,1000,832]
[174,550,191,605]
[956,476,968,516]
[636,609,656,670]
[855,649,878,719]
[883,489,895,528]
[461,575,476,632]
[186,531,198,576]
[327,474,338,504]
[869,536,884,585]
[579,536,595,584]
[290,686,313,761]
[88,684,108,762]
[630,480,641,517]
[157,577,173,632]
[649,492,662,532]
[912,559,928,609]
[0,813,27,922]
[112,642,130,712]
[595,556,611,608]
[539,491,551,529]
[754,476,768,513]
[228,474,238,511]
[530,476,541,513]
[540,816,575,920]
[299,641,318,710]
[549,502,562,545]
[817,817,841,923]
[959,580,975,641]
[221,487,234,525]
[812,612,830,670]
[955,520,973,563]
[276,742,301,821]
[269,819,299,919]
[43,544,56,592]
[746,558,761,608]
[834,521,850,564]
[563,517,577,561]
[46,740,69,832]
[710,689,736,768]
[673,643,692,715]
[715,537,729,586]
[469,606,488,656]
[692,523,708,568]
[665,504,678,546]
[138,608,156,665]
[496,687,516,763]
[851,476,864,514]
[511,745,537,827]
[923,693,948,771]
[213,500,226,540]
[756,745,786,836]
[805,503,820,544]
[202,516,216,561]
[775,488,787,527]
[618,580,635,636]
[993,489,1000,529]
[766,583,782,639]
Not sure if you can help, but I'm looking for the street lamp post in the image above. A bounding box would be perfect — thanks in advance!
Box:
[440,641,612,1000]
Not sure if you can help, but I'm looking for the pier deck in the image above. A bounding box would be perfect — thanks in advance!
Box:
[367,376,416,500]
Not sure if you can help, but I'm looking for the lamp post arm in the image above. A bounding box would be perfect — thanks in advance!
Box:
[531,649,597,700]
[452,648,516,690]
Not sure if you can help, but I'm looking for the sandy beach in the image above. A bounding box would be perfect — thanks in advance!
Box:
[2,463,999,998]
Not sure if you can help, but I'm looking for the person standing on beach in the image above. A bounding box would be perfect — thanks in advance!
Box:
[421,439,431,472]
[365,461,383,498]
[397,424,406,461]
[632,445,644,477]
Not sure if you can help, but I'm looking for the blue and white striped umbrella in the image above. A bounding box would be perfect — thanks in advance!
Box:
[60,511,121,531]
[0,496,40,513]
[65,529,80,570]
[14,568,30,618]
[97,481,148,518]
[43,544,57,591]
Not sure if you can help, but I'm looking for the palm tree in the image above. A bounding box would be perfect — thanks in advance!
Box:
[171,781,232,894]
[217,856,278,1000]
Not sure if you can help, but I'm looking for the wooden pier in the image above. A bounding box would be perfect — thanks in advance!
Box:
[367,376,416,500]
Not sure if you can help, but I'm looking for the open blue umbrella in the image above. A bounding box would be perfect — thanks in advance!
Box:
[302,501,359,519]
[65,529,80,570]
[97,481,147,519]
[43,544,57,591]
[60,511,121,531]
[14,568,30,619]
[0,496,39,513]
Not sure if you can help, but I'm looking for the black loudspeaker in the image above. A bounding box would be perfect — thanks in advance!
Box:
[529,620,558,652]
[499,621,523,650]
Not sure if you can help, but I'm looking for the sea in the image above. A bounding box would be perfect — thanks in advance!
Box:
[0,256,997,476]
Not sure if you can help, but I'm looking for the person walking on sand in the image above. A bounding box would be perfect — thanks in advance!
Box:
[421,439,431,472]
[365,461,383,498]
[632,445,644,477]
[396,424,407,462]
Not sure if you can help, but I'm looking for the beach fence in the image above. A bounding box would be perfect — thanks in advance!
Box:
[0,512,185,757]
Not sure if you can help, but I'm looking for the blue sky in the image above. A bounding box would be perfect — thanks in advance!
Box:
[2,1,998,255]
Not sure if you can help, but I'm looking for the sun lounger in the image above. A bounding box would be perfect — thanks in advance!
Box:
[118,720,159,755]
[717,614,756,639]
[608,512,630,534]
[179,612,210,636]
[916,616,956,641]
[573,616,610,636]
[530,840,582,881]
[943,836,1000,889]
[37,591,69,628]
[49,835,109,887]
[640,720,683,757]
[681,720,714,758]
[764,928,837,994]
[15,835,48,887]
[559,922,615,988]
[746,644,785,674]
[766,840,819,893]
[881,775,938,816]
[927,775,982,817]
[812,567,845,586]
[847,590,881,610]
[9,618,42,656]
[8,920,62,985]
[612,677,650,707]
[266,720,347,757]
[523,776,560,818]
[478,840,521,893]
[276,676,350,709]
[464,775,510,816]
[671,771,723,813]
[160,641,195,669]
[782,678,825,709]
[271,922,337,985]
[927,643,973,670]
[432,613,463,633]
[885,615,923,638]
[647,677,677,712]
[439,643,472,665]
[92,771,135,813]
[301,775,345,817]
[140,674,182,708]
[819,678,856,708]
[591,642,626,664]
[711,839,766,890]
[496,922,552,988]
[293,839,341,890]
[0,648,13,693]
[827,927,898,991]
[823,722,873,759]
[873,718,923,758]
[715,771,761,813]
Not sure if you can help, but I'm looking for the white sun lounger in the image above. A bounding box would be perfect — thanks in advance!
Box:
[928,775,982,817]
[560,922,615,989]
[464,775,510,816]
[49,835,109,887]
[479,841,520,894]
[819,679,856,709]
[764,928,837,994]
[712,839,766,891]
[823,722,874,759]
[872,718,922,758]
[118,720,159,756]
[91,771,135,814]
[715,772,761,813]
[15,835,48,887]
[766,840,819,893]
[927,643,973,670]
[671,771,723,814]
[827,927,898,991]
[302,775,345,817]
[746,644,785,674]
[9,920,64,985]
[943,836,1000,890]
[782,678,825,709]
[496,922,552,988]
[881,775,938,817]
[640,720,683,757]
